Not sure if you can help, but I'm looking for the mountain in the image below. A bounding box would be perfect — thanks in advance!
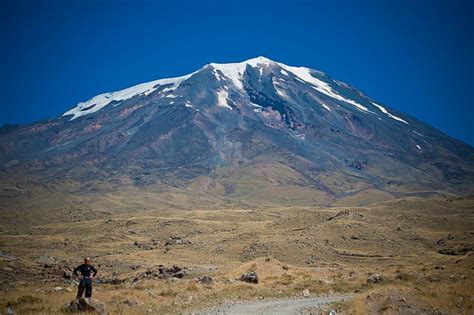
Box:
[1,57,473,210]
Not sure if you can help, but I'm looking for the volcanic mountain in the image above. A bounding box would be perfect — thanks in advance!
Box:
[1,57,473,209]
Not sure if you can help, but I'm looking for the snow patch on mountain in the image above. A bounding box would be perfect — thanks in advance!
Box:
[320,103,331,111]
[277,63,374,114]
[370,102,408,124]
[210,56,272,90]
[272,77,288,99]
[217,89,232,110]
[211,63,245,89]
[63,73,193,120]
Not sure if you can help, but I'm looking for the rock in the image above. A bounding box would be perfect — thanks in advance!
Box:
[0,250,16,261]
[165,235,192,246]
[303,289,310,297]
[438,247,472,256]
[35,255,57,266]
[367,273,384,284]
[238,270,259,284]
[130,264,142,270]
[133,241,154,250]
[197,275,213,284]
[63,297,107,314]
[6,305,15,315]
[136,265,187,280]
[326,209,363,221]
[126,219,137,226]
[123,298,142,307]
[63,270,73,279]
[158,265,186,278]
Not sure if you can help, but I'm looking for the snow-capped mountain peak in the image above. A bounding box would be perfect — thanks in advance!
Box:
[62,57,408,126]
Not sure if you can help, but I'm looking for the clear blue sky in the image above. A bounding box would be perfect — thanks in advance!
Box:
[1,0,473,145]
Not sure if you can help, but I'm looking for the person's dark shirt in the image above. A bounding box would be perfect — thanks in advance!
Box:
[73,264,97,278]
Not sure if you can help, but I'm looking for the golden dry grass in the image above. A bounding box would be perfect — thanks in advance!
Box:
[0,196,472,314]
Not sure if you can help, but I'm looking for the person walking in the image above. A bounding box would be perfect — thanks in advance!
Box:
[74,257,98,299]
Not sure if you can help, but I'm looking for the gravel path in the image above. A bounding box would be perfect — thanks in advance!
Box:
[192,294,353,315]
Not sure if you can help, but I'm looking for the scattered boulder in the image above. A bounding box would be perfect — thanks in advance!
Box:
[40,262,74,282]
[240,243,273,261]
[303,289,310,297]
[126,220,137,227]
[133,241,154,250]
[130,264,142,270]
[35,255,57,266]
[367,273,384,284]
[63,270,73,280]
[159,265,185,278]
[438,246,472,256]
[6,304,15,315]
[63,297,107,314]
[123,298,142,307]
[197,275,213,284]
[326,209,363,221]
[135,265,187,280]
[0,250,16,261]
[165,235,192,246]
[238,270,259,284]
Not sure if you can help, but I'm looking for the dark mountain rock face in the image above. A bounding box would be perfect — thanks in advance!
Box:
[1,57,473,209]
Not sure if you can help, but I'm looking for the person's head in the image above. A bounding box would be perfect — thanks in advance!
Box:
[84,257,91,264]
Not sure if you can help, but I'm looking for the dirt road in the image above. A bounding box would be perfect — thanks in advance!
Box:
[192,294,353,315]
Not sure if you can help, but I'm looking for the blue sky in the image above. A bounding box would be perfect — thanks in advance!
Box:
[1,0,473,145]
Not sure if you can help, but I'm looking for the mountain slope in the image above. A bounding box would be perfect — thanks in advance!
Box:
[1,57,473,209]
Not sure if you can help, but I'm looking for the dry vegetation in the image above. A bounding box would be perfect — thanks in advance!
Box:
[0,195,473,314]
